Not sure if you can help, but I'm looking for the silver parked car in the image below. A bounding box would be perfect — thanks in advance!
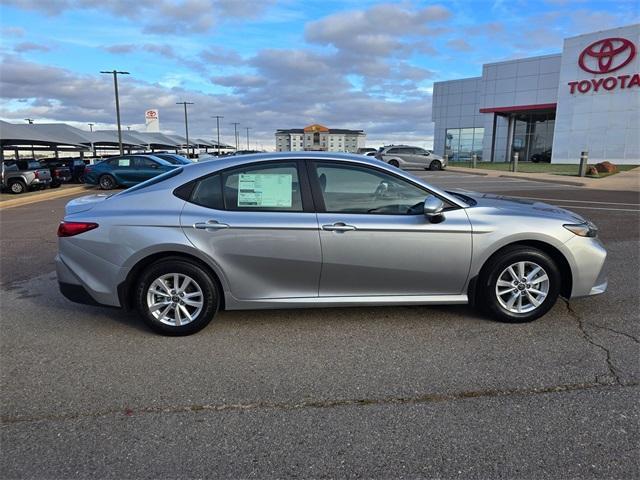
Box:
[376,145,447,170]
[57,152,606,335]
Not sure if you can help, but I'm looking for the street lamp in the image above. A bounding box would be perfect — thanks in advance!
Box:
[245,127,251,150]
[24,118,34,124]
[231,122,240,151]
[176,101,194,157]
[87,123,94,132]
[211,116,223,156]
[100,70,130,156]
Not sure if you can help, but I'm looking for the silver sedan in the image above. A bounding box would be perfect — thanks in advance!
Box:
[56,152,607,335]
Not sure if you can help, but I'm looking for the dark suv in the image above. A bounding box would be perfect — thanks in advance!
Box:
[39,159,72,188]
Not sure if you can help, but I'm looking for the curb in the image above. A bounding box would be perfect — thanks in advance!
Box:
[445,168,489,177]
[0,186,94,210]
[497,174,586,187]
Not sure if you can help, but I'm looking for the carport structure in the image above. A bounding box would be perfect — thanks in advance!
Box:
[0,121,89,160]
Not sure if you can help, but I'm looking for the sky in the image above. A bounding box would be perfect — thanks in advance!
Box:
[0,0,638,150]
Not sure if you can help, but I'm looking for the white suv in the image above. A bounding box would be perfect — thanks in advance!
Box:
[376,145,447,170]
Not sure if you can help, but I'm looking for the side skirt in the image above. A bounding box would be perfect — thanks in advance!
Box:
[225,294,469,311]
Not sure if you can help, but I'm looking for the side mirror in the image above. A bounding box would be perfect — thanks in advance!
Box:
[424,196,445,221]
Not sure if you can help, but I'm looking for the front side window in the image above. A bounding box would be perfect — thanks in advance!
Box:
[314,162,433,215]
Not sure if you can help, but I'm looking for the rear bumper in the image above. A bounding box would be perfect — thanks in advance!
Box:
[59,282,102,306]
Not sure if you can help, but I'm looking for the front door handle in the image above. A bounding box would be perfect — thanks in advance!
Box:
[322,222,356,232]
[194,220,230,231]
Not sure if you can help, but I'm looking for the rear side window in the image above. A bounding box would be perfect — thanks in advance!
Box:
[187,162,303,212]
[222,162,302,211]
[190,174,223,209]
[115,167,184,196]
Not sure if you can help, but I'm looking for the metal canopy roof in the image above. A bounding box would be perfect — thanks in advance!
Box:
[0,121,88,149]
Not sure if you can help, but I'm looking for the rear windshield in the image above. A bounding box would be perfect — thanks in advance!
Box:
[114,167,184,196]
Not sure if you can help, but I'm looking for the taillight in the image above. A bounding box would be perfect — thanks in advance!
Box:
[57,222,99,237]
[84,166,92,174]
[34,170,39,179]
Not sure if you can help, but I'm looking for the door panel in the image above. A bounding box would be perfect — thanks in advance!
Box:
[181,208,322,300]
[317,211,472,296]
[310,161,472,296]
[180,160,322,300]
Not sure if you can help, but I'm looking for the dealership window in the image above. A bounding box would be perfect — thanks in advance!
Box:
[445,128,484,162]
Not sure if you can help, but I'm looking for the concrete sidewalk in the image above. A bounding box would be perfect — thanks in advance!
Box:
[0,185,95,210]
[447,166,640,192]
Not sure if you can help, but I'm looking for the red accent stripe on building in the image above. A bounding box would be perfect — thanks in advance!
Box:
[479,103,557,113]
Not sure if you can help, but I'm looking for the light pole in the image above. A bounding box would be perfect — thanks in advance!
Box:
[231,122,240,152]
[87,123,94,132]
[245,127,251,150]
[100,70,129,156]
[176,101,194,157]
[24,119,35,158]
[211,115,223,156]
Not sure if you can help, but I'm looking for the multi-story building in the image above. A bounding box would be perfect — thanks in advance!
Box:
[432,23,639,164]
[275,124,366,153]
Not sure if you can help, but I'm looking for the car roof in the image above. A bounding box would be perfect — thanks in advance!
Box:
[160,151,466,208]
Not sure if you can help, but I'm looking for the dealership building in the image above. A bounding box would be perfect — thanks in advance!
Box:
[432,23,639,164]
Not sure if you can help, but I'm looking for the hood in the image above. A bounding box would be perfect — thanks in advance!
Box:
[65,193,111,216]
[454,190,587,223]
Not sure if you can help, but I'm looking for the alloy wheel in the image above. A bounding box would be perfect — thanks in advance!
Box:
[146,273,204,326]
[495,261,549,314]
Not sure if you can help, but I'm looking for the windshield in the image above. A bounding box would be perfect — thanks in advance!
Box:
[114,167,183,196]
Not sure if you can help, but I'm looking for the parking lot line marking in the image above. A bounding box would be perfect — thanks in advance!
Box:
[501,195,640,206]
[554,205,639,212]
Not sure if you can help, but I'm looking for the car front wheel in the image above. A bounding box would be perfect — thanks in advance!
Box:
[135,258,220,335]
[479,246,561,323]
[8,180,26,194]
[429,160,442,171]
[99,174,116,190]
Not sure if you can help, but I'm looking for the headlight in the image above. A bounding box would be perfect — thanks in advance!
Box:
[564,221,598,237]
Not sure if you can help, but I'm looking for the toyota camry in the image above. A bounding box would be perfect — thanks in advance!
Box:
[56,152,607,335]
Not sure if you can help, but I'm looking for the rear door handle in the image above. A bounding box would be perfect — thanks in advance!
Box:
[322,222,356,232]
[194,220,230,231]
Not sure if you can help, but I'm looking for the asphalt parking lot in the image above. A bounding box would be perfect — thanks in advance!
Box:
[1,170,639,478]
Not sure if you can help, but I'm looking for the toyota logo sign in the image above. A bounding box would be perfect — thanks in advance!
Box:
[578,37,636,74]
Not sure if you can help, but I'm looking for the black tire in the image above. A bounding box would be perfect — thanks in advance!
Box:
[50,182,61,188]
[478,246,561,323]
[135,258,220,336]
[99,174,116,190]
[429,160,442,171]
[388,159,400,168]
[8,180,26,194]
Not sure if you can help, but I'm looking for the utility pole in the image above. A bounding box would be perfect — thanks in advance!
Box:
[100,70,130,156]
[245,127,251,150]
[87,123,94,132]
[176,101,194,157]
[211,115,223,156]
[231,122,240,152]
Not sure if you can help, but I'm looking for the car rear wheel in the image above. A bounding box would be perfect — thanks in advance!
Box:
[429,160,442,171]
[135,258,220,335]
[8,180,26,194]
[388,159,400,168]
[99,174,116,190]
[478,246,560,323]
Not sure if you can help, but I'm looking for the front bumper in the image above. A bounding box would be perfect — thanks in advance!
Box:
[563,235,608,298]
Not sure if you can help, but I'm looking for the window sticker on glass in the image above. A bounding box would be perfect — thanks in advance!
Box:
[118,159,131,167]
[237,173,293,207]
